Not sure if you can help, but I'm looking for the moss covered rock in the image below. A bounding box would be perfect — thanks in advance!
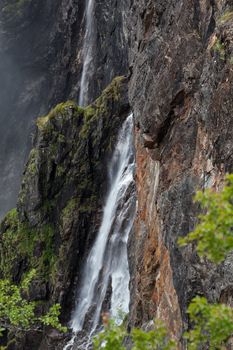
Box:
[0,76,129,347]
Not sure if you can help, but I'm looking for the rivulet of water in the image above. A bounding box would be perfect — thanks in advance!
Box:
[78,0,95,107]
[64,114,135,349]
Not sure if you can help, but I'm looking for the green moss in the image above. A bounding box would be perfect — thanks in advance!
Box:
[27,149,38,176]
[57,134,66,144]
[79,195,97,213]
[2,0,31,15]
[56,165,65,177]
[93,75,124,113]
[35,76,125,145]
[42,200,55,216]
[2,208,18,228]
[0,210,56,282]
[84,106,96,121]
[213,38,225,60]
[37,101,83,131]
[61,198,78,226]
[1,76,126,289]
[81,76,125,139]
[218,10,233,24]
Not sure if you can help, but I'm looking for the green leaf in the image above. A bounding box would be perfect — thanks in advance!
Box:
[178,175,233,263]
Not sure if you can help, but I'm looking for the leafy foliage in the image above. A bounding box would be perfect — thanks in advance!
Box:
[0,208,56,280]
[185,296,233,350]
[93,319,175,350]
[179,174,233,263]
[131,321,176,350]
[93,299,233,349]
[213,38,225,60]
[93,320,126,350]
[94,175,233,349]
[0,279,35,330]
[40,304,67,333]
[0,269,66,334]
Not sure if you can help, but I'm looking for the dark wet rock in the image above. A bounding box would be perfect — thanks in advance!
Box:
[0,76,129,349]
[127,0,233,344]
[1,0,233,349]
[0,0,128,219]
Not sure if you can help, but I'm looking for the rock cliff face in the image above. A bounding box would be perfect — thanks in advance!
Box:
[128,0,233,342]
[0,0,128,218]
[1,0,233,349]
[0,77,129,349]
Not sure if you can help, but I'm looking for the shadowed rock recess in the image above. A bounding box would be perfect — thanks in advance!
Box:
[1,0,233,349]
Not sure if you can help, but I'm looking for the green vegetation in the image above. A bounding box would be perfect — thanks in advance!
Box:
[218,10,233,24]
[94,320,126,350]
[0,212,66,341]
[27,149,38,176]
[184,296,233,350]
[61,198,78,227]
[94,320,175,350]
[0,209,56,280]
[179,174,233,264]
[229,57,233,65]
[37,101,83,131]
[0,269,66,337]
[0,75,127,346]
[95,299,233,350]
[131,324,175,350]
[1,0,32,20]
[94,175,233,349]
[213,38,225,60]
[80,76,125,140]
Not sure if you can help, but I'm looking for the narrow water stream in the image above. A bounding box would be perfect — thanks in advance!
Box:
[64,114,135,349]
[79,0,95,107]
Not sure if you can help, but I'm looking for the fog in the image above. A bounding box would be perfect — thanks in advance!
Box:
[0,0,128,219]
[0,1,55,218]
[0,0,75,218]
[0,32,30,218]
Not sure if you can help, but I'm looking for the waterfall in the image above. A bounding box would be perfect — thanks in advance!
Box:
[64,114,135,349]
[79,0,95,107]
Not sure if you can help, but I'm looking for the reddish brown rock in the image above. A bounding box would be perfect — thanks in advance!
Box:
[128,0,233,344]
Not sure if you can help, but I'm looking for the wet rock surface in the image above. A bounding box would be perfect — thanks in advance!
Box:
[0,0,128,218]
[128,0,233,342]
[0,77,129,349]
[1,0,233,349]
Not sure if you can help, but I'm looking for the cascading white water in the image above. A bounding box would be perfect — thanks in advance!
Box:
[64,114,135,349]
[79,0,95,107]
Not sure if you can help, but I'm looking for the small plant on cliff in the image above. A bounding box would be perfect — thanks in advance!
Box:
[94,175,233,349]
[130,322,176,350]
[179,174,233,349]
[213,38,225,61]
[218,10,233,24]
[0,269,67,337]
[93,319,176,350]
[94,319,126,350]
[184,296,233,350]
[179,174,233,264]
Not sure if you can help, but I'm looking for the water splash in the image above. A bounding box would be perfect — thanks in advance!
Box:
[79,0,95,107]
[73,114,135,331]
[64,114,135,349]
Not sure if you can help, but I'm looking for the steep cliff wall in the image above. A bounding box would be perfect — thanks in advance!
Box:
[128,0,233,342]
[0,0,128,218]
[0,77,129,349]
[1,0,233,348]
